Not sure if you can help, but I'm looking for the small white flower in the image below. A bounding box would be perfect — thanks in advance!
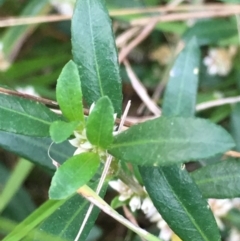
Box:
[16,86,39,97]
[227,228,240,241]
[141,197,173,240]
[50,0,75,15]
[109,179,134,201]
[208,199,235,230]
[203,46,237,76]
[129,196,141,212]
[89,102,95,114]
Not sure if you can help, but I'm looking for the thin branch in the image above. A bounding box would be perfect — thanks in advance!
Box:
[123,206,145,241]
[131,8,240,26]
[196,96,240,111]
[77,185,163,241]
[116,27,141,48]
[74,101,132,241]
[1,4,240,28]
[0,87,239,159]
[118,19,158,63]
[225,151,240,158]
[123,59,161,116]
[0,87,133,127]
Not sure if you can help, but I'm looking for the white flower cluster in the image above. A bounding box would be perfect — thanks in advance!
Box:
[68,103,116,159]
[109,178,240,241]
[109,179,173,240]
[50,0,75,15]
[0,42,10,71]
[203,46,237,76]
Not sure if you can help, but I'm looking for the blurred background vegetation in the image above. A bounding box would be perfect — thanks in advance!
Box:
[1,0,240,240]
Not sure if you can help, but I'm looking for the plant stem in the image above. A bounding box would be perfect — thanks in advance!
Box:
[78,185,164,241]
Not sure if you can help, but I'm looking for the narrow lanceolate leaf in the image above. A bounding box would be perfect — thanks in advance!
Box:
[71,0,122,116]
[109,117,235,166]
[162,38,200,117]
[183,18,237,46]
[56,60,84,124]
[86,96,114,148]
[0,94,60,137]
[230,103,240,151]
[49,153,100,200]
[140,166,221,241]
[141,37,221,241]
[192,159,240,199]
[50,121,79,144]
[35,181,108,241]
[0,130,75,170]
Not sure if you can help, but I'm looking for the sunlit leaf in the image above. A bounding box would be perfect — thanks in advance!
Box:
[109,117,235,166]
[56,60,84,124]
[49,153,100,199]
[50,121,79,144]
[86,96,114,148]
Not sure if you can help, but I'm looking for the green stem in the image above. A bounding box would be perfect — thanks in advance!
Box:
[0,158,34,213]
[78,185,164,241]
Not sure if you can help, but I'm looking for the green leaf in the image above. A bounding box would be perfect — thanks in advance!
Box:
[140,36,221,241]
[109,117,235,166]
[0,94,60,137]
[162,38,200,117]
[56,60,85,124]
[140,165,221,241]
[50,121,79,144]
[49,153,100,199]
[2,199,66,241]
[0,162,35,222]
[71,0,122,116]
[0,131,75,171]
[86,96,114,148]
[35,181,108,241]
[1,0,51,64]
[183,18,237,46]
[230,103,240,151]
[191,159,240,199]
[0,158,34,214]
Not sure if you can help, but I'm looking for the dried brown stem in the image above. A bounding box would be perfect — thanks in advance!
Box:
[0,87,133,128]
[1,4,240,28]
[131,8,240,26]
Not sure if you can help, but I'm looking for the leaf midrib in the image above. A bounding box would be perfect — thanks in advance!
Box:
[87,0,104,97]
[0,105,51,125]
[110,138,230,149]
[159,169,210,241]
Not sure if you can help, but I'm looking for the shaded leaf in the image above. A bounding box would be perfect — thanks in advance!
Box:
[56,60,84,124]
[109,117,235,166]
[230,103,240,151]
[141,37,220,241]
[140,165,221,241]
[0,162,35,222]
[0,130,75,170]
[192,159,240,198]
[35,181,108,241]
[0,94,60,137]
[2,199,66,241]
[86,96,114,148]
[183,18,237,46]
[49,153,100,199]
[50,121,79,143]
[162,38,200,117]
[71,0,122,116]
